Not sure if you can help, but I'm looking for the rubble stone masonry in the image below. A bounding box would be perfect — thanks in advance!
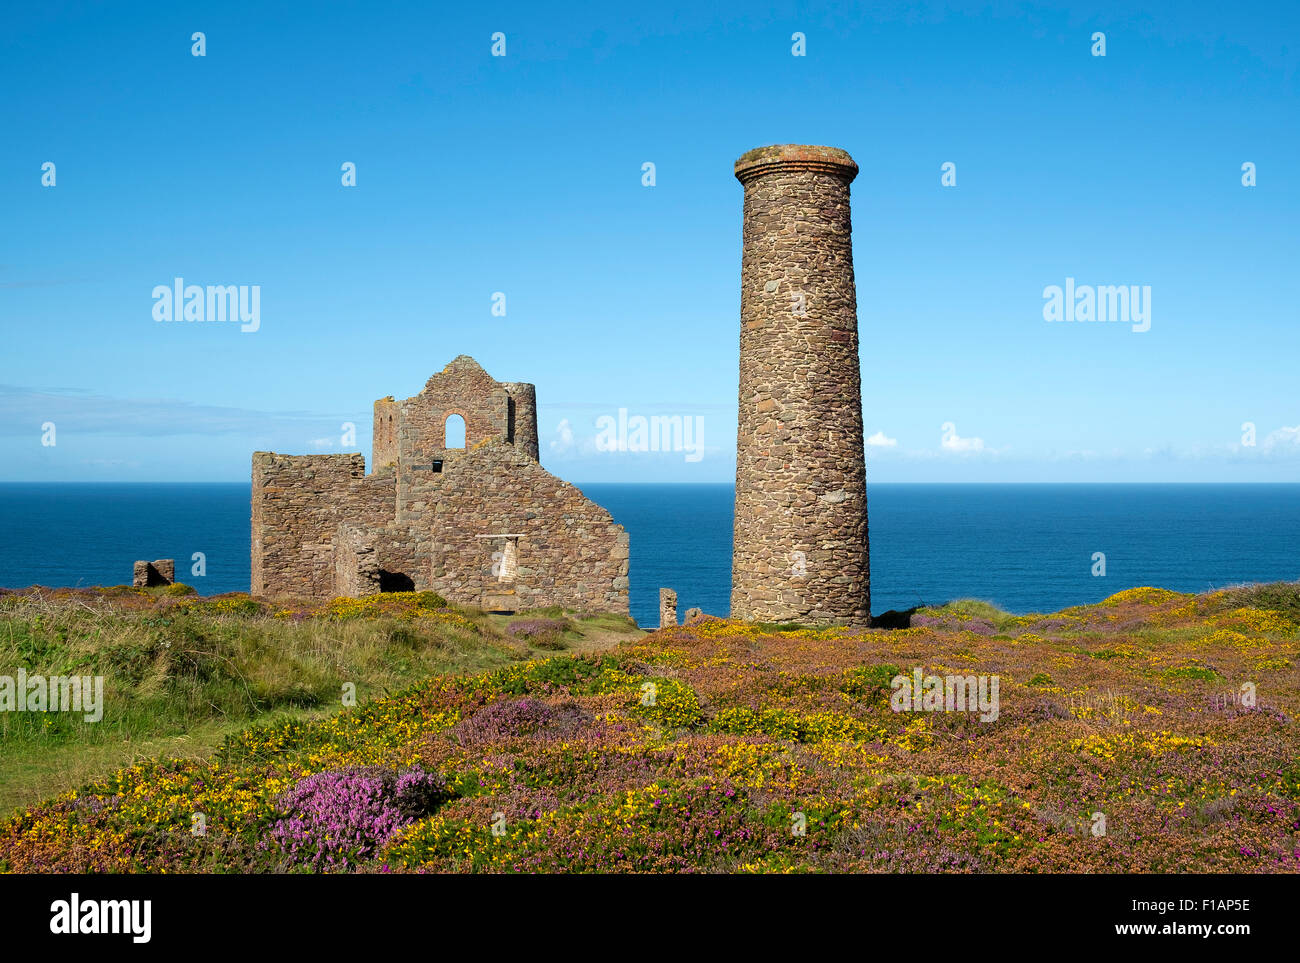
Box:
[659,588,678,628]
[251,355,628,615]
[416,445,628,612]
[372,397,399,470]
[730,144,870,626]
[250,453,394,598]
[132,559,175,587]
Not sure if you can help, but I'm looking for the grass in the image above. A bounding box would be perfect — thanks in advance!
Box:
[1205,581,1300,622]
[917,598,1025,632]
[0,587,644,814]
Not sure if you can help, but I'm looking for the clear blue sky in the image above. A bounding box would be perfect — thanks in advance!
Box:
[2,1,1296,483]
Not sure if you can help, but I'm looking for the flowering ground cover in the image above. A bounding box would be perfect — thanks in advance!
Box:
[0,587,638,814]
[2,584,1298,873]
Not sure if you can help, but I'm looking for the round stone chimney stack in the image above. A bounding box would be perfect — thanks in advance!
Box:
[730,144,870,625]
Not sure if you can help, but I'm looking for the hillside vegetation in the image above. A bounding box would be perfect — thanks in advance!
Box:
[2,583,1298,873]
[0,586,639,814]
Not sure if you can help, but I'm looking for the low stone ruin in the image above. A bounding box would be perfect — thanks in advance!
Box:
[133,559,175,587]
[659,588,678,628]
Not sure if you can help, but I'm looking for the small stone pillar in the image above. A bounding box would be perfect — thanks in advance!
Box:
[683,607,704,625]
[500,537,519,581]
[133,559,175,587]
[659,588,678,628]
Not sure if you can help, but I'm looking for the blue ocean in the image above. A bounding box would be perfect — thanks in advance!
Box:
[1,483,1297,628]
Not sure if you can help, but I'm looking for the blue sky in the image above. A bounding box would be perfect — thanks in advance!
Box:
[2,0,1296,483]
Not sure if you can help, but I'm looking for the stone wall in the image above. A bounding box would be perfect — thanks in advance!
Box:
[398,355,512,460]
[418,444,628,613]
[372,396,399,470]
[344,523,424,594]
[251,453,395,598]
[133,559,174,587]
[333,522,380,597]
[393,356,537,524]
[730,144,870,626]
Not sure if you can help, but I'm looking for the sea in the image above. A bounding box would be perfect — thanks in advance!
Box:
[1,483,1297,629]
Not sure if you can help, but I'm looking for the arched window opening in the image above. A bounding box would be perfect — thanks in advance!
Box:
[445,414,466,448]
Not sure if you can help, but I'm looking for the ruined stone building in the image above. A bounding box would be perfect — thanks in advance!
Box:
[731,145,871,626]
[251,356,629,613]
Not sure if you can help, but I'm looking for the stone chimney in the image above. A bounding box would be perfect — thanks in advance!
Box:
[730,144,870,625]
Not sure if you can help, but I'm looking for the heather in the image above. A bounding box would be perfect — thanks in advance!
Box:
[2,583,1299,873]
[505,617,573,650]
[264,768,449,870]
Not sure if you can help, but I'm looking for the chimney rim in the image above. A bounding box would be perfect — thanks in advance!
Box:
[734,144,858,184]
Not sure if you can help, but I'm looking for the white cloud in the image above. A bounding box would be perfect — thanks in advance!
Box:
[308,437,336,450]
[549,418,575,455]
[0,384,349,437]
[1262,425,1300,451]
[865,430,897,448]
